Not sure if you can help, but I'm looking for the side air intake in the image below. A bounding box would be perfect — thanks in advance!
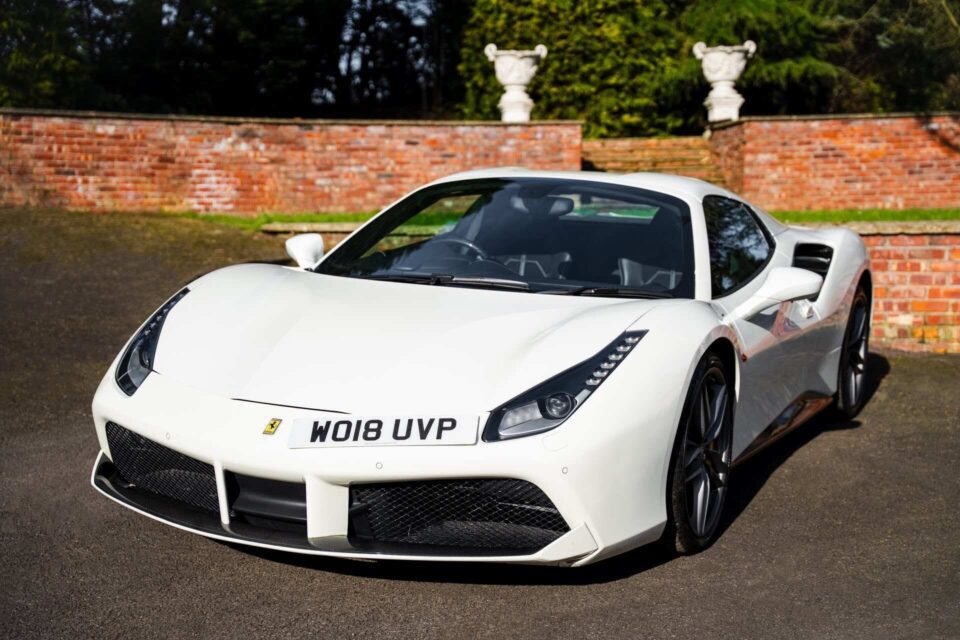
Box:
[792,243,833,277]
[792,243,833,299]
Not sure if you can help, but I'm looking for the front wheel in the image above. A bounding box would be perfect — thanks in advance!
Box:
[664,352,734,554]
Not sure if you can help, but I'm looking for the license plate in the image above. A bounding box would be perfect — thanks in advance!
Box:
[287,415,478,448]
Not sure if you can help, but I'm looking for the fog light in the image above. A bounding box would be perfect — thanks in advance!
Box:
[543,393,575,419]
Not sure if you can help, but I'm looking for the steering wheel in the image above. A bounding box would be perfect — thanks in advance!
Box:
[431,236,490,261]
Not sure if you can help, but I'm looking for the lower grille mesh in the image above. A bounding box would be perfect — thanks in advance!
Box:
[103,425,569,553]
[105,422,220,514]
[349,479,568,552]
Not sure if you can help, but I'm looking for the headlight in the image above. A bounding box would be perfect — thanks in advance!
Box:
[115,288,189,395]
[483,330,647,442]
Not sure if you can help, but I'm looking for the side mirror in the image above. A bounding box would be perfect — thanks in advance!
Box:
[285,233,325,269]
[729,267,823,321]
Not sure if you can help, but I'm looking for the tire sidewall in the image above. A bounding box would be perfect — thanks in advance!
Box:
[837,286,870,418]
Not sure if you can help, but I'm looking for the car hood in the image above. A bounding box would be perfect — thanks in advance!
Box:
[153,264,670,413]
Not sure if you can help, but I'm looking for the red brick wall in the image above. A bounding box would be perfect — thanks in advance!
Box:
[711,114,960,211]
[710,123,744,193]
[867,233,960,353]
[0,109,581,213]
[581,137,724,183]
[6,110,956,215]
[3,108,959,352]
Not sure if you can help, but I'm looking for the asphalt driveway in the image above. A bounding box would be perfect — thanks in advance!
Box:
[1,208,958,639]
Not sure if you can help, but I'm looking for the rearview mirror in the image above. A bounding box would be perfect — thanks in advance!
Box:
[729,267,823,321]
[285,233,325,269]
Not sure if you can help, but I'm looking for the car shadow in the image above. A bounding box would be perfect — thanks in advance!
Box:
[715,352,890,540]
[221,537,679,586]
[219,353,891,586]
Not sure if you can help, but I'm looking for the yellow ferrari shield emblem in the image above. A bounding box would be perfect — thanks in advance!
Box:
[263,418,282,435]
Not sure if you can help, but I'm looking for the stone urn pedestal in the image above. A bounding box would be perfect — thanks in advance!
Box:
[692,41,757,123]
[484,44,548,123]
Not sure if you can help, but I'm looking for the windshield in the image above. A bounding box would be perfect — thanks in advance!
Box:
[317,178,695,298]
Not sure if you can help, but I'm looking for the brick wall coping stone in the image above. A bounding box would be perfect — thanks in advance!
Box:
[262,222,365,234]
[260,220,960,236]
[800,220,960,235]
[710,111,960,130]
[0,107,581,128]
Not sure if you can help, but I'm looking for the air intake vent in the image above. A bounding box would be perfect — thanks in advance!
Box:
[793,243,833,300]
[349,479,569,553]
[105,422,220,514]
[225,472,307,534]
[792,243,833,277]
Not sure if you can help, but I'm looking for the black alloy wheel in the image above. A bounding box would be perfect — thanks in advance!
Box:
[837,285,871,418]
[666,352,734,554]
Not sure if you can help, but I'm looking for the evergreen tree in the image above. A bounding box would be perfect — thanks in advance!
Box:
[0,0,84,107]
[833,0,960,112]
[667,0,852,130]
[457,0,960,135]
[458,0,685,137]
[1,0,958,130]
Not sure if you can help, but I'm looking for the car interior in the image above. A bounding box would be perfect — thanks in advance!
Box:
[330,179,695,298]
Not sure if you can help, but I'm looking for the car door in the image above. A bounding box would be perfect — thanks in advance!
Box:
[702,195,795,457]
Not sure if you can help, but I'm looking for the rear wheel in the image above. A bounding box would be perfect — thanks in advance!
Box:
[665,352,734,554]
[836,286,870,418]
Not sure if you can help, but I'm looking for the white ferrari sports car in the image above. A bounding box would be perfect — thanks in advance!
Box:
[91,169,871,566]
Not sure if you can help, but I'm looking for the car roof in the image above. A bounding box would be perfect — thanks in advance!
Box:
[430,168,729,201]
[428,168,788,235]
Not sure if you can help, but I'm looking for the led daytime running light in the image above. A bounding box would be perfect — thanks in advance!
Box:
[585,334,641,388]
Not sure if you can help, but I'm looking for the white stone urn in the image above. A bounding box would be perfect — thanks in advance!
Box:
[692,40,757,123]
[484,43,548,123]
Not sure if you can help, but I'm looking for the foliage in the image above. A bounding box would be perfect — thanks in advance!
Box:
[831,0,960,112]
[0,0,469,117]
[170,211,374,232]
[173,206,960,234]
[0,0,83,107]
[667,0,852,130]
[458,0,685,137]
[1,0,958,133]
[458,0,960,135]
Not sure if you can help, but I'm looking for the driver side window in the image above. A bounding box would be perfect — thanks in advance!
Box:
[703,196,772,298]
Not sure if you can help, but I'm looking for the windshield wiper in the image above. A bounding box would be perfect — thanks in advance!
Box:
[359,273,530,291]
[539,286,669,299]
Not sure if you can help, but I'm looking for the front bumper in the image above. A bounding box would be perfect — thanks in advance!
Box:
[92,448,599,563]
[91,362,678,566]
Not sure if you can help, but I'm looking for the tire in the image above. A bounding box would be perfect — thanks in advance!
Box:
[835,285,871,419]
[664,351,734,554]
